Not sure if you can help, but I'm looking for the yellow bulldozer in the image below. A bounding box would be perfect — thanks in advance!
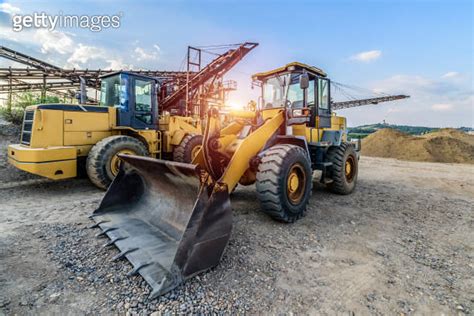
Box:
[7,71,203,189]
[91,62,360,297]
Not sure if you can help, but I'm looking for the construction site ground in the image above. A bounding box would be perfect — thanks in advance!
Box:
[0,133,473,315]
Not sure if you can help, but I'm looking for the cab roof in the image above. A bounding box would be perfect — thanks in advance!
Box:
[99,71,158,82]
[252,62,327,81]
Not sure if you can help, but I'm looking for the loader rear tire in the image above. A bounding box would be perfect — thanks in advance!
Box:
[326,142,358,195]
[173,134,203,163]
[256,144,312,223]
[86,135,148,190]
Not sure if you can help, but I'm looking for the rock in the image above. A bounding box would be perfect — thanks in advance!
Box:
[0,118,19,136]
[48,292,61,303]
[19,296,28,306]
[0,296,10,308]
[366,293,376,302]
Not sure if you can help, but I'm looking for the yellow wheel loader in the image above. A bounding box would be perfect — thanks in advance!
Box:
[91,62,360,297]
[7,71,203,189]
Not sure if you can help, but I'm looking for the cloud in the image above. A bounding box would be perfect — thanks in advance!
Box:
[387,107,403,113]
[371,74,468,96]
[349,50,381,63]
[105,58,134,70]
[0,5,130,70]
[133,45,160,61]
[65,44,135,69]
[34,29,75,54]
[431,103,454,111]
[66,44,106,68]
[0,23,133,70]
[358,73,474,127]
[336,72,473,127]
[0,2,20,15]
[442,71,460,79]
[0,6,156,70]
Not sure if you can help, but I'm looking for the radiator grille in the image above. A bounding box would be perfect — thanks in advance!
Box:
[21,110,34,145]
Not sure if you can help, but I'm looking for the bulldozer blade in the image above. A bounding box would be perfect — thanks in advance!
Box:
[91,155,232,298]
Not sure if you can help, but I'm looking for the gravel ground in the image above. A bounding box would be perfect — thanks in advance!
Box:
[0,134,473,315]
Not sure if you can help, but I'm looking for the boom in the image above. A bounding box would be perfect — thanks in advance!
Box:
[160,42,258,113]
[331,95,409,110]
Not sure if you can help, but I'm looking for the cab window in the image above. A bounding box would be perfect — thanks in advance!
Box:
[134,79,153,124]
[263,76,286,108]
[287,77,304,108]
[307,79,315,106]
[135,79,152,112]
[318,78,329,109]
[287,74,315,108]
[100,74,121,107]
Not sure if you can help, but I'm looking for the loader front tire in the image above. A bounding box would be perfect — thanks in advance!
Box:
[86,135,148,190]
[326,142,358,195]
[173,134,203,163]
[256,144,312,223]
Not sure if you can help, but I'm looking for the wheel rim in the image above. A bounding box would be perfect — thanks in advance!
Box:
[287,163,306,205]
[110,149,135,176]
[190,145,202,161]
[345,155,356,183]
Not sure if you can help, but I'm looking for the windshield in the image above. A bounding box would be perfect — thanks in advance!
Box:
[262,73,305,108]
[262,74,288,108]
[100,75,122,107]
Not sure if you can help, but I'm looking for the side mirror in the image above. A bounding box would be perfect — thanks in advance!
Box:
[299,73,309,90]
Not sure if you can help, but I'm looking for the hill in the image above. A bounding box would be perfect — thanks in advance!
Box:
[361,128,474,164]
[348,123,473,139]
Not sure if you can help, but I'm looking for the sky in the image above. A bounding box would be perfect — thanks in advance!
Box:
[0,0,472,127]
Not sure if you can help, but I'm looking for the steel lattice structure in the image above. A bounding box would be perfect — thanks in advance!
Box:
[0,44,255,107]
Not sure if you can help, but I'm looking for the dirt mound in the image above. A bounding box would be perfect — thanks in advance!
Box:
[361,128,474,163]
[424,128,474,146]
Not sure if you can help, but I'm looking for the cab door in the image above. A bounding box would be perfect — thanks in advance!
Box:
[129,77,158,130]
[316,78,331,128]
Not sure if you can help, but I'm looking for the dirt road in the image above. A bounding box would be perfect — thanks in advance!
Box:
[1,135,473,314]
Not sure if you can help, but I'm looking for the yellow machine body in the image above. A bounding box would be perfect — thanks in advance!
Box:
[159,114,201,153]
[91,62,360,297]
[193,109,348,193]
[8,105,201,180]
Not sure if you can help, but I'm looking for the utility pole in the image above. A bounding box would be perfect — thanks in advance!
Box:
[7,66,12,112]
[41,73,46,103]
[186,46,201,116]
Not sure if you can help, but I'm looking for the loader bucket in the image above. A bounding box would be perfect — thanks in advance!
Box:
[91,155,232,298]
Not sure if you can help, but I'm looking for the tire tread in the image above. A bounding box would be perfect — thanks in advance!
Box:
[326,142,357,195]
[256,144,312,223]
[86,135,147,190]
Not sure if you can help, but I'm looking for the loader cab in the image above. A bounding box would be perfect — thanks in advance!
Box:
[99,72,158,130]
[253,62,332,128]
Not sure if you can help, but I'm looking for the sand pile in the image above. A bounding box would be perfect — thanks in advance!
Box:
[361,128,474,163]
